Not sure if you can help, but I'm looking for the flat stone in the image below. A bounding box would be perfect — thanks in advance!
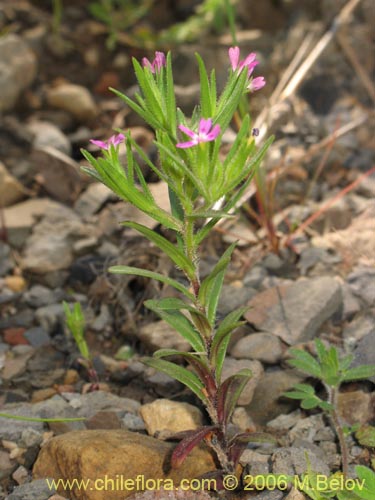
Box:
[22,205,94,274]
[343,313,375,344]
[74,182,113,217]
[245,369,304,425]
[23,285,58,308]
[218,283,257,316]
[86,411,123,430]
[5,478,56,500]
[2,328,29,346]
[312,203,375,269]
[221,358,263,405]
[245,277,342,344]
[231,332,283,364]
[138,321,190,352]
[33,430,216,500]
[30,147,82,204]
[347,266,375,307]
[23,327,51,348]
[351,331,375,383]
[12,465,29,485]
[0,450,16,481]
[338,391,374,425]
[272,447,330,477]
[3,198,62,249]
[0,34,37,111]
[140,399,203,436]
[65,391,140,418]
[47,83,98,122]
[27,121,72,155]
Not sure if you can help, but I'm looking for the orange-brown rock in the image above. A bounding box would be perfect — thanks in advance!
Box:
[33,430,216,500]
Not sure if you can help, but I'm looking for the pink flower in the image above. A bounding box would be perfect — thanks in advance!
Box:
[248,76,266,92]
[142,51,166,73]
[228,46,258,76]
[90,133,125,150]
[176,118,221,149]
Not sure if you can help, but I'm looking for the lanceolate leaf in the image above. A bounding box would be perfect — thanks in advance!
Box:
[121,221,195,280]
[153,349,217,396]
[171,426,218,468]
[211,306,248,382]
[109,266,194,301]
[143,358,206,402]
[198,243,236,324]
[144,301,205,352]
[217,369,252,425]
[341,365,375,382]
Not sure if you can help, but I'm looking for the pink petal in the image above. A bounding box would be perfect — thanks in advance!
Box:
[248,76,266,92]
[142,57,154,72]
[229,47,240,70]
[198,118,212,135]
[154,51,166,70]
[176,140,197,149]
[205,124,221,141]
[178,124,197,139]
[90,139,109,150]
[242,52,257,67]
[111,133,125,146]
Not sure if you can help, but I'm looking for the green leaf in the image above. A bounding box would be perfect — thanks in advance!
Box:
[353,466,375,500]
[109,266,194,301]
[300,398,320,410]
[341,365,375,382]
[355,425,375,447]
[198,242,236,323]
[0,413,85,422]
[293,383,316,394]
[165,52,177,135]
[196,53,213,117]
[287,348,322,378]
[217,369,252,425]
[121,222,195,280]
[153,349,216,396]
[144,300,205,352]
[211,306,248,382]
[143,357,206,402]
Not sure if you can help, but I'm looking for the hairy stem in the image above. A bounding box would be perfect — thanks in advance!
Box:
[326,385,349,477]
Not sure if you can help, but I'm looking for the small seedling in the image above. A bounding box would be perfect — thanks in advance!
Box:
[285,339,375,477]
[63,301,99,391]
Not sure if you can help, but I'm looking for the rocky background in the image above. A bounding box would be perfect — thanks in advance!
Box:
[0,0,374,499]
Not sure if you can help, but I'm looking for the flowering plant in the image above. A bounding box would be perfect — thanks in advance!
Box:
[82,48,273,484]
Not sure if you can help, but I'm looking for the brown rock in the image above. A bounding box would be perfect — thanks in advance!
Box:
[2,327,29,346]
[4,275,27,292]
[86,411,123,430]
[33,430,216,500]
[140,399,203,436]
[338,391,375,425]
[0,161,27,207]
[246,369,304,425]
[31,388,57,403]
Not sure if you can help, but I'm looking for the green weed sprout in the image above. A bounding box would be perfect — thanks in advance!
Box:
[285,339,375,478]
[81,48,273,484]
[289,465,375,500]
[63,301,99,390]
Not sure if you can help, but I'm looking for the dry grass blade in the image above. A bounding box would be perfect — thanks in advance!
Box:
[337,32,375,106]
[286,165,375,244]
